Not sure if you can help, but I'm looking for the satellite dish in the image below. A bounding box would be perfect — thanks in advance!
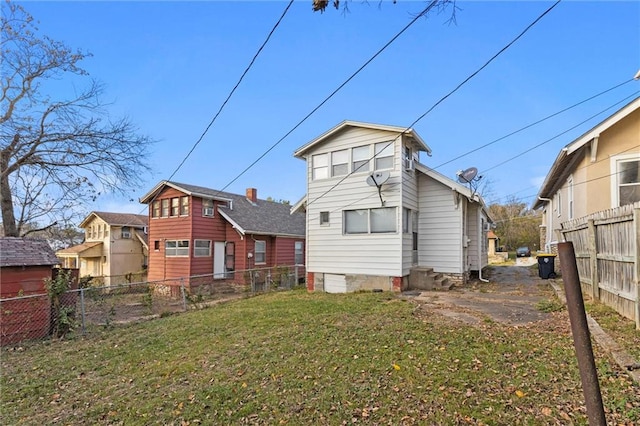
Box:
[366,171,390,187]
[366,171,390,206]
[457,167,478,184]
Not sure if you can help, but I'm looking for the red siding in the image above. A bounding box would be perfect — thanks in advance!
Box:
[0,266,52,297]
[1,266,53,345]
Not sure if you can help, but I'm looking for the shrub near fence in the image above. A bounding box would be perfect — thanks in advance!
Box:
[561,202,640,329]
[0,265,304,345]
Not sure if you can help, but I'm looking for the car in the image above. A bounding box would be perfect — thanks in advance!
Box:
[516,247,531,257]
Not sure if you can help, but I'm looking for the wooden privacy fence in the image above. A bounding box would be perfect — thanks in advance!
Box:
[560,202,639,329]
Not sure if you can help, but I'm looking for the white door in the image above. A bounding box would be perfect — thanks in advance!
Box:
[214,242,225,279]
[324,274,347,293]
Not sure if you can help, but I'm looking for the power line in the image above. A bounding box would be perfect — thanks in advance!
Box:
[480,91,639,174]
[166,0,295,182]
[433,78,635,170]
[215,0,445,195]
[306,0,562,209]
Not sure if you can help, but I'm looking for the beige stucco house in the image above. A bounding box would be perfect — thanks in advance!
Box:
[57,212,149,286]
[293,120,491,293]
[533,97,640,252]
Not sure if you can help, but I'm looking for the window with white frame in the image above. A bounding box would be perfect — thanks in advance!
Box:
[202,199,214,217]
[320,211,329,226]
[344,207,396,234]
[180,196,189,216]
[557,192,562,217]
[352,145,370,173]
[152,201,161,218]
[121,226,131,239]
[161,199,170,217]
[165,240,189,257]
[312,153,328,180]
[402,208,411,233]
[332,149,348,176]
[567,176,574,219]
[294,241,304,265]
[254,240,266,264]
[171,197,180,217]
[374,142,394,170]
[402,146,412,169]
[612,155,640,207]
[194,239,211,257]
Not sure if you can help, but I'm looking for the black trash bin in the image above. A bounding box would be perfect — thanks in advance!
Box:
[537,254,556,279]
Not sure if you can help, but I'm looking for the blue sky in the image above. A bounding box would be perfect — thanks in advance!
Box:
[17,0,640,213]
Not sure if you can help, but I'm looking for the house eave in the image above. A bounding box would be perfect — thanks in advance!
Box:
[139,180,233,204]
[294,120,431,158]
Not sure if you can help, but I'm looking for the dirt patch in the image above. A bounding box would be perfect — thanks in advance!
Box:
[404,265,556,326]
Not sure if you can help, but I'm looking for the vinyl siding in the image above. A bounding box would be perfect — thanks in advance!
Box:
[467,203,480,270]
[417,173,464,274]
[304,127,405,277]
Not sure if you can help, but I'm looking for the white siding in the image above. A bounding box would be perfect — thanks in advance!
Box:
[466,204,480,270]
[417,174,464,274]
[401,147,419,276]
[304,127,405,277]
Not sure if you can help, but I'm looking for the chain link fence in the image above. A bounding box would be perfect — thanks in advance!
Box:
[1,265,304,346]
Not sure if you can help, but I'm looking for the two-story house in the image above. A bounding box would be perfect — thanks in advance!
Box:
[533,96,640,252]
[56,212,149,285]
[139,181,306,291]
[292,120,491,293]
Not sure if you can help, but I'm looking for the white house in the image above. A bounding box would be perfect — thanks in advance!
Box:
[293,120,491,293]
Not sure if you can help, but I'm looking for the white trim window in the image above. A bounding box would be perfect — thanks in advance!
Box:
[312,153,328,180]
[166,240,189,257]
[161,199,170,217]
[352,145,370,173]
[402,207,411,233]
[180,196,189,216]
[295,241,304,265]
[254,240,266,264]
[344,207,396,234]
[332,149,348,177]
[611,154,640,207]
[567,176,574,220]
[556,191,562,217]
[319,211,330,226]
[202,199,214,217]
[374,142,394,170]
[194,239,212,257]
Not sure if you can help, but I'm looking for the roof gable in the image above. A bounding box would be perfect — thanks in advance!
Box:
[80,211,148,228]
[0,237,59,267]
[139,180,233,204]
[533,96,640,209]
[294,120,431,158]
[142,181,305,237]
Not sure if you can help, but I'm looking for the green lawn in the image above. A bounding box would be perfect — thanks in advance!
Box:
[2,290,639,425]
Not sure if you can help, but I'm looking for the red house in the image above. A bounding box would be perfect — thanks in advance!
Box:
[139,181,306,290]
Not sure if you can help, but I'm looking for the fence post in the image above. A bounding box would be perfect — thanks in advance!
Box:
[634,208,640,330]
[295,265,299,286]
[587,219,599,301]
[180,279,187,312]
[80,287,86,335]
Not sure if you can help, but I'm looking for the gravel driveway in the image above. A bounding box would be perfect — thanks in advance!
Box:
[405,264,555,326]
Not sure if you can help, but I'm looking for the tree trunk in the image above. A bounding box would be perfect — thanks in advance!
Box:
[0,150,18,236]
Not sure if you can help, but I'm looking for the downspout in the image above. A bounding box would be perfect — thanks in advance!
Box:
[477,208,489,283]
[538,196,552,253]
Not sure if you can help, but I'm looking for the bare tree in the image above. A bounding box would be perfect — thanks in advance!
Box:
[488,196,541,251]
[1,1,152,237]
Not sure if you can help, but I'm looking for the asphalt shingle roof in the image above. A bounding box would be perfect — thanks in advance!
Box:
[0,237,60,267]
[89,212,148,227]
[167,181,305,237]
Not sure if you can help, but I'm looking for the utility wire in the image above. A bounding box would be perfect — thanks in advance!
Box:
[433,78,635,170]
[166,0,295,182]
[215,0,444,194]
[480,92,639,174]
[306,0,562,209]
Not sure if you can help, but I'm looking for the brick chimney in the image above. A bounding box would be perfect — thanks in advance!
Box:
[246,188,257,203]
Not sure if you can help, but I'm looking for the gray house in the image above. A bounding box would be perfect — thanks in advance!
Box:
[292,120,491,293]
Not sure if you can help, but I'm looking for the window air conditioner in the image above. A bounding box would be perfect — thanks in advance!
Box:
[405,159,415,171]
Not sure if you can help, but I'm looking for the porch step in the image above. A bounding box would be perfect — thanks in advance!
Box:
[408,267,452,291]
